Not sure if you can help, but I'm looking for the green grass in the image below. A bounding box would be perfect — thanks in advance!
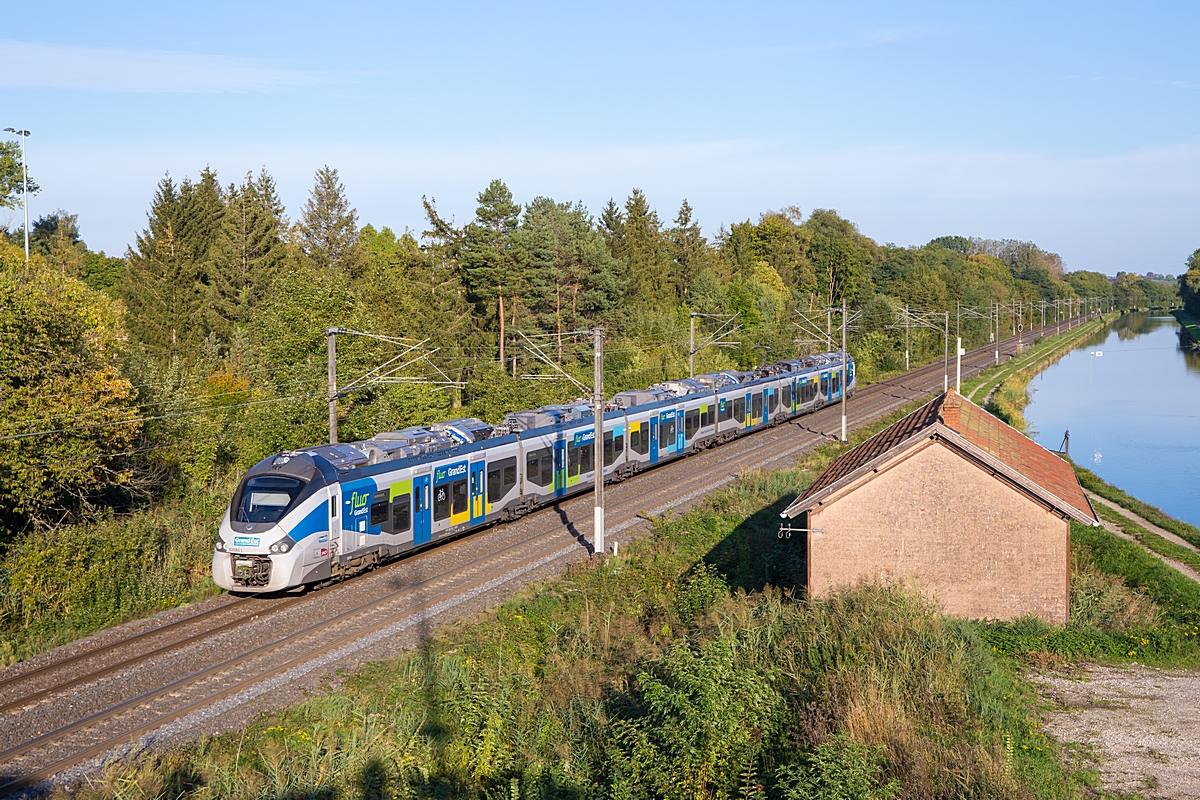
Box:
[0,483,227,666]
[980,521,1200,666]
[1074,465,1200,550]
[1172,308,1200,345]
[1094,503,1200,576]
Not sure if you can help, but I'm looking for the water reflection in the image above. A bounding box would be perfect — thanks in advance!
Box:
[1025,312,1200,526]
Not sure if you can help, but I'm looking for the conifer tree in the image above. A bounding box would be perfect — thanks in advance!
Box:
[461,179,521,327]
[668,199,707,302]
[123,169,225,349]
[294,165,360,272]
[515,197,624,340]
[123,176,191,348]
[206,170,288,342]
[599,198,624,250]
[619,189,669,306]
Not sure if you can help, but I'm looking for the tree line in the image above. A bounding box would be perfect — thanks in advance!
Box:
[0,161,1181,533]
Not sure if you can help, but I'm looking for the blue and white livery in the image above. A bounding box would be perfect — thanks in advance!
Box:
[212,353,856,592]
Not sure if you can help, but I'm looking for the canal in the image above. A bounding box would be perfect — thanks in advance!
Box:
[1025,311,1200,526]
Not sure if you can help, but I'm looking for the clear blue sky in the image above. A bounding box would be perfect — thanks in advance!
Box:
[3,1,1197,275]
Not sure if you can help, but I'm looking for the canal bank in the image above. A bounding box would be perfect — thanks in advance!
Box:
[1015,311,1200,527]
[1174,308,1200,345]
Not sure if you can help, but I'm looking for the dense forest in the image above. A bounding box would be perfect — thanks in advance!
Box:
[0,162,1182,537]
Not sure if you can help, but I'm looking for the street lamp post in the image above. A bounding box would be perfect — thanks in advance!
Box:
[4,128,30,263]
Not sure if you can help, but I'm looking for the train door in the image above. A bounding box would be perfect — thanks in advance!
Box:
[676,407,685,452]
[744,392,752,428]
[412,474,431,545]
[554,439,567,497]
[326,485,341,554]
[649,416,659,463]
[470,461,485,523]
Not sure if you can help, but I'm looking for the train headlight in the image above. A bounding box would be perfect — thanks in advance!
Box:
[269,539,293,554]
[215,540,225,551]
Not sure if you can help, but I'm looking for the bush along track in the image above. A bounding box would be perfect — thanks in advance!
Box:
[60,402,1169,800]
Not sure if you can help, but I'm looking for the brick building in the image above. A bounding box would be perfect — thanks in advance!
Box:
[780,391,1099,623]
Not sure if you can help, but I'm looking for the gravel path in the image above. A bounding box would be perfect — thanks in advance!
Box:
[1036,665,1200,798]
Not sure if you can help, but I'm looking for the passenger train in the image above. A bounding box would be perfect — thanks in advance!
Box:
[212,352,856,593]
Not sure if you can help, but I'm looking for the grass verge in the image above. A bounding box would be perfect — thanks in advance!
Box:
[1173,308,1200,345]
[1094,503,1200,576]
[980,521,1200,667]
[0,485,227,666]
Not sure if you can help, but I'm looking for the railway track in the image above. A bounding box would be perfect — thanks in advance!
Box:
[0,317,1101,795]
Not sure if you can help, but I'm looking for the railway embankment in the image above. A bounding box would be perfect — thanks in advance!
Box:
[51,320,1200,800]
[0,318,1088,669]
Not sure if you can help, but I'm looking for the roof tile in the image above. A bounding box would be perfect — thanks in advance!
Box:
[795,390,1095,521]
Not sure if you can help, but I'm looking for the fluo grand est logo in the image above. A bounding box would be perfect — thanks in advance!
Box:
[434,461,468,483]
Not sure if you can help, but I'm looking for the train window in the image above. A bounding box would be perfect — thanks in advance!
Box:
[568,440,594,478]
[330,497,337,518]
[732,397,746,422]
[526,448,554,487]
[752,393,763,420]
[768,390,778,414]
[833,372,841,393]
[450,479,469,516]
[802,381,817,403]
[235,475,306,523]
[487,457,517,503]
[370,491,389,527]
[391,494,411,533]
[718,400,730,423]
[433,483,450,520]
[658,418,676,449]
[700,405,713,428]
[684,410,699,439]
[630,425,649,455]
[781,385,792,410]
[603,430,624,466]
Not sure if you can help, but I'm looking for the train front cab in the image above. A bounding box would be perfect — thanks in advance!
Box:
[214,452,341,593]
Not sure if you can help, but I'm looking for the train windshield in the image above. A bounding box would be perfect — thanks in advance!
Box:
[236,475,307,523]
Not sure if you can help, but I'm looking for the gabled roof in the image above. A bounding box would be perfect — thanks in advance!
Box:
[782,390,1099,525]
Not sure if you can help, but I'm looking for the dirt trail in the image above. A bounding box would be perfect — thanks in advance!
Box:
[1088,493,1200,556]
[1037,665,1200,799]
[1086,493,1200,585]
